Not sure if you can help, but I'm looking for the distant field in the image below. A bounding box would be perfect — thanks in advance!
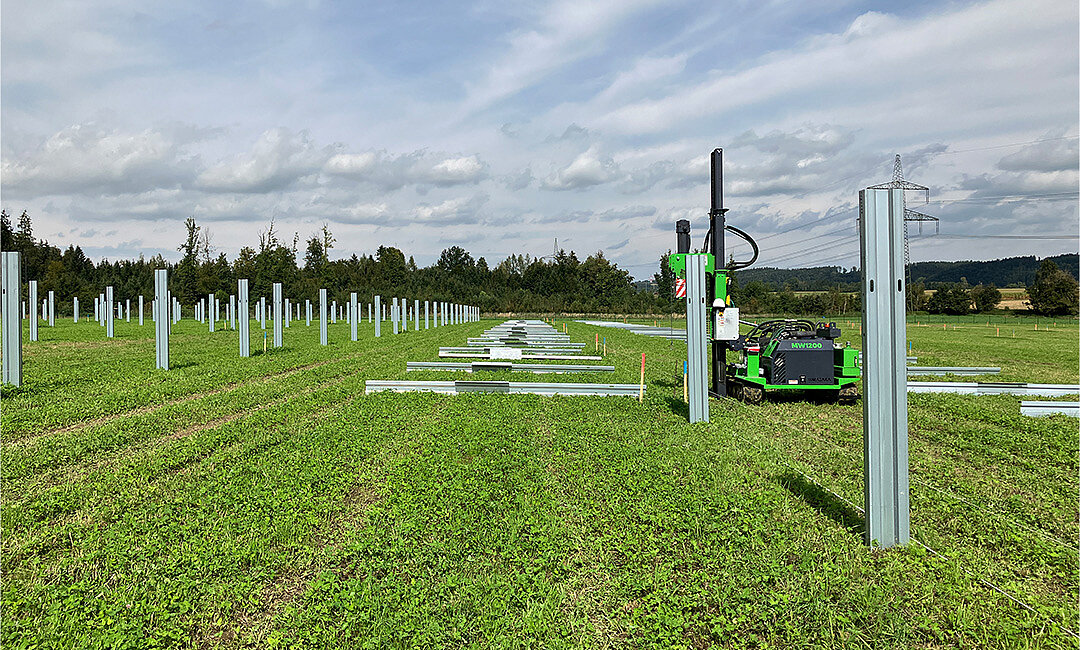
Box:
[2,316,1077,647]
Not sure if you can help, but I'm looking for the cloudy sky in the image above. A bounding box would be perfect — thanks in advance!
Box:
[2,0,1077,278]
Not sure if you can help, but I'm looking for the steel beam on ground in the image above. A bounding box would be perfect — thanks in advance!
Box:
[1020,401,1079,417]
[406,361,615,373]
[907,381,1078,397]
[906,366,1001,376]
[366,380,641,397]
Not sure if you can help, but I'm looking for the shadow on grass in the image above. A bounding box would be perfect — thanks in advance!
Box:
[777,472,865,537]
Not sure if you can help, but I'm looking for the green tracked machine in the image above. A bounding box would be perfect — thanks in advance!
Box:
[668,148,861,404]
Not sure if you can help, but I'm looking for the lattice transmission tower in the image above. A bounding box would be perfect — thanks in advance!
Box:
[869,155,938,309]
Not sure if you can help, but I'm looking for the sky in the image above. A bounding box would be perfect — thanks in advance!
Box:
[2,0,1078,279]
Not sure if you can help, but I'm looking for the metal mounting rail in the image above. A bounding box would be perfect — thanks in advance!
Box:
[366,380,641,396]
[1020,401,1079,417]
[441,346,586,355]
[906,366,1001,376]
[575,320,688,339]
[908,381,1079,397]
[465,340,585,348]
[406,361,615,373]
[439,351,602,361]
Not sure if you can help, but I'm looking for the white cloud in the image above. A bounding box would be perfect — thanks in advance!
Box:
[1,123,201,197]
[541,146,622,191]
[196,128,328,193]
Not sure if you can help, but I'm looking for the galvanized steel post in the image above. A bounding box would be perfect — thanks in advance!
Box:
[74,297,80,323]
[238,279,250,357]
[229,294,236,330]
[331,300,337,324]
[350,292,358,341]
[106,286,114,338]
[154,269,169,370]
[424,300,429,329]
[138,295,143,325]
[685,254,709,423]
[392,298,399,335]
[859,188,910,549]
[29,281,38,341]
[414,299,419,331]
[48,291,55,326]
[319,289,328,345]
[306,299,311,326]
[374,295,381,337]
[209,293,216,333]
[272,283,283,347]
[285,298,291,328]
[2,252,23,385]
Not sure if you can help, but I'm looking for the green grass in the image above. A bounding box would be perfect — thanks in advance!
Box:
[2,316,1077,648]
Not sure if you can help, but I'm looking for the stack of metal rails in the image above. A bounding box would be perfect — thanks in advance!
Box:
[366,320,642,397]
[575,320,687,340]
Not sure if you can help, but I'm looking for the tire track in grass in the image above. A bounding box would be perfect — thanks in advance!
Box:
[2,371,371,576]
[5,367,367,535]
[207,397,455,648]
[8,357,348,447]
[1,355,367,489]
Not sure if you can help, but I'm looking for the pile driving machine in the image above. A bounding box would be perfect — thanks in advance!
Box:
[668,148,861,404]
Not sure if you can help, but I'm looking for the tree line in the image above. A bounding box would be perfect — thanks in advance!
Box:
[652,250,1078,316]
[0,211,663,315]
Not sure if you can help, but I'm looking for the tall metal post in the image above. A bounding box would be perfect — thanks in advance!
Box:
[414,299,420,331]
[350,293,358,341]
[272,282,283,348]
[208,293,215,333]
[138,295,144,325]
[319,289,328,345]
[48,291,55,326]
[374,295,381,337]
[859,188,910,549]
[306,299,311,326]
[331,300,337,324]
[238,279,250,357]
[154,269,169,370]
[106,286,115,338]
[125,298,129,323]
[230,294,236,330]
[29,281,38,341]
[392,298,399,335]
[74,297,80,323]
[2,253,23,386]
[685,255,709,422]
[260,297,266,330]
[285,298,291,328]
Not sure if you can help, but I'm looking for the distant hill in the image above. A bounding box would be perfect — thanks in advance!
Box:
[737,254,1078,291]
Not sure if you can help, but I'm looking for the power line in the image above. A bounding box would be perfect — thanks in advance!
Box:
[912,234,1078,240]
[929,135,1079,156]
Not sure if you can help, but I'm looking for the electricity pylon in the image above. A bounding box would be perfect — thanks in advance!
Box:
[869,155,938,309]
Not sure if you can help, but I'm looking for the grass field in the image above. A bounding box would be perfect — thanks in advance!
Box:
[2,315,1077,648]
